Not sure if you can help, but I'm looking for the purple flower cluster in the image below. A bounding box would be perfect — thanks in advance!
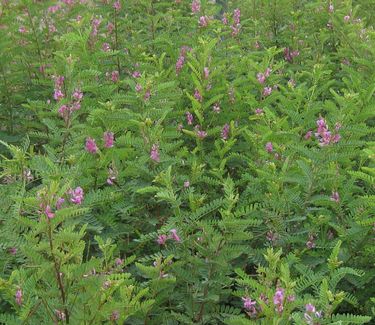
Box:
[284,47,300,62]
[315,117,341,146]
[150,144,160,162]
[157,229,181,245]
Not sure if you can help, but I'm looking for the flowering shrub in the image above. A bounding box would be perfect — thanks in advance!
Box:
[0,0,374,324]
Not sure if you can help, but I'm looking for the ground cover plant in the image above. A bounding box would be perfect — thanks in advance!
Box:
[0,0,374,324]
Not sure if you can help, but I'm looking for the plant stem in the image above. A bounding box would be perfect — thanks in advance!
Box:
[47,222,70,323]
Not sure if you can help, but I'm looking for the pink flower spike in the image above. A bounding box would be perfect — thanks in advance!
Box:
[103,131,114,148]
[115,258,123,266]
[198,15,209,27]
[45,205,55,219]
[56,198,65,210]
[262,86,272,97]
[69,187,84,205]
[265,142,273,153]
[186,111,194,125]
[213,103,221,113]
[304,131,312,140]
[221,123,230,140]
[111,70,119,82]
[191,0,200,13]
[54,89,64,101]
[194,89,202,102]
[150,144,160,162]
[330,191,340,203]
[203,67,210,79]
[15,289,22,306]
[170,229,181,242]
[85,137,98,154]
[257,72,266,84]
[157,234,168,245]
[72,89,83,101]
[113,0,121,11]
[102,42,111,52]
[305,303,316,313]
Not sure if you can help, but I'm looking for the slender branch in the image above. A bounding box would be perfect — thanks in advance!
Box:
[47,222,70,323]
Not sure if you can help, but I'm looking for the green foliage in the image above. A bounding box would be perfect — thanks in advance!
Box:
[0,0,374,324]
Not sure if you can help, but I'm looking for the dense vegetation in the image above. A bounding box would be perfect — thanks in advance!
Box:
[0,0,374,324]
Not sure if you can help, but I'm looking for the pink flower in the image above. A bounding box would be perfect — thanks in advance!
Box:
[85,137,98,154]
[150,144,160,162]
[15,289,22,306]
[169,229,181,242]
[266,230,278,243]
[18,26,27,33]
[287,295,295,302]
[184,181,190,188]
[132,71,141,78]
[196,129,207,139]
[306,234,316,249]
[54,89,64,101]
[110,311,120,321]
[315,117,341,146]
[273,288,284,313]
[264,68,271,77]
[48,5,61,13]
[242,297,257,316]
[186,112,194,125]
[328,4,334,13]
[115,258,123,266]
[91,18,101,36]
[157,234,168,245]
[69,187,84,205]
[255,108,264,115]
[344,15,351,22]
[176,55,185,75]
[257,72,266,84]
[191,0,200,13]
[55,310,66,321]
[72,89,83,101]
[103,131,114,148]
[222,15,228,25]
[113,0,121,11]
[262,86,272,97]
[265,142,273,153]
[221,123,230,140]
[194,89,202,102]
[102,42,111,52]
[233,8,241,25]
[330,191,340,203]
[198,16,209,27]
[45,205,55,219]
[288,79,296,88]
[8,247,17,255]
[135,83,142,92]
[305,303,316,313]
[48,24,57,33]
[304,131,312,140]
[107,22,114,33]
[231,25,240,36]
[284,48,299,62]
[273,288,284,306]
[144,89,151,101]
[56,198,65,210]
[111,70,119,82]
[213,103,221,113]
[107,167,117,185]
[203,67,209,79]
